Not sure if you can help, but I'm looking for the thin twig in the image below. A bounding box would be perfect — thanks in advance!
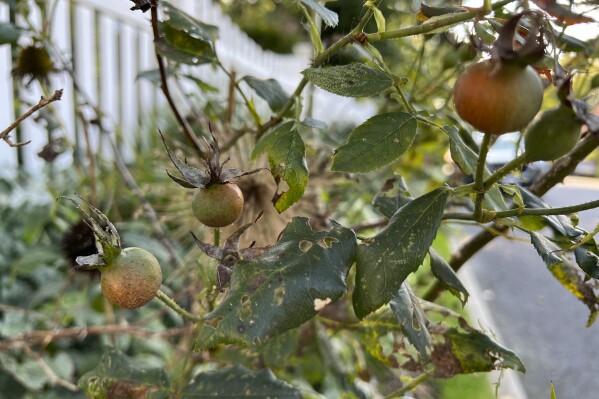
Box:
[149,0,207,160]
[1,89,63,147]
[22,344,79,392]
[0,324,194,351]
[110,138,182,269]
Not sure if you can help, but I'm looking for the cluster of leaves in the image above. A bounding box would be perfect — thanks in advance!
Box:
[2,0,599,398]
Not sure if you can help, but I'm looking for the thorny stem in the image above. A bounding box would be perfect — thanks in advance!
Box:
[443,198,599,221]
[384,373,430,398]
[149,0,207,160]
[366,0,516,42]
[155,289,203,322]
[483,152,528,189]
[424,134,599,301]
[110,138,182,269]
[473,133,493,221]
[1,89,63,147]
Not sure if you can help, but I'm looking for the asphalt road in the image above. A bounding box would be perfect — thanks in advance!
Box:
[459,177,599,399]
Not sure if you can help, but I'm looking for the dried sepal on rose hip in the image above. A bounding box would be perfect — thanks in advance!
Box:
[453,12,547,135]
[160,129,264,227]
[191,213,266,291]
[62,195,162,309]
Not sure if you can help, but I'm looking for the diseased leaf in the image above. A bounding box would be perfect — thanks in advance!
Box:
[299,0,339,28]
[353,188,449,319]
[418,325,525,377]
[78,348,170,399]
[182,365,302,398]
[358,304,524,377]
[389,283,432,360]
[195,217,357,348]
[530,232,599,325]
[242,76,290,113]
[551,382,557,399]
[302,63,393,98]
[331,112,417,173]
[252,122,308,212]
[429,248,469,306]
[372,176,412,219]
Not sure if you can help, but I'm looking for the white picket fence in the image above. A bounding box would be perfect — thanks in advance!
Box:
[0,0,376,175]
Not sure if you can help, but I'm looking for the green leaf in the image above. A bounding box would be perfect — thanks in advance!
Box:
[11,247,61,277]
[302,63,393,98]
[353,187,449,319]
[242,76,290,113]
[195,217,357,348]
[574,241,599,280]
[446,126,480,177]
[157,2,218,65]
[301,117,328,130]
[78,348,170,399]
[299,0,338,28]
[331,112,417,173]
[372,176,412,219]
[429,248,469,306]
[0,22,21,45]
[500,184,525,210]
[182,365,302,398]
[551,382,557,399]
[0,352,48,391]
[161,1,218,43]
[389,283,432,360]
[252,122,308,212]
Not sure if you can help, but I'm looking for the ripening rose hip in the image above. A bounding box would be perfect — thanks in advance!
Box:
[100,247,162,309]
[192,183,244,228]
[453,60,544,135]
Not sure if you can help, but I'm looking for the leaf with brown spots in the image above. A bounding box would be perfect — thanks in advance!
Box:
[195,217,357,348]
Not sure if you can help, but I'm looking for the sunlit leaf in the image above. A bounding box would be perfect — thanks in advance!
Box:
[331,112,417,173]
[196,217,357,348]
[302,63,393,97]
[353,188,449,318]
[252,122,308,212]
